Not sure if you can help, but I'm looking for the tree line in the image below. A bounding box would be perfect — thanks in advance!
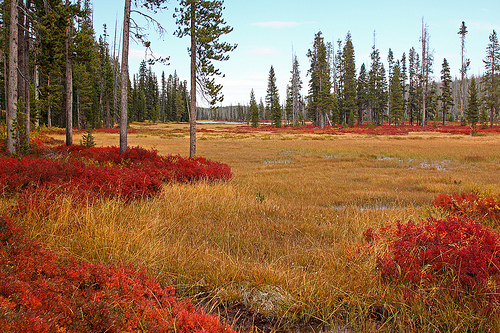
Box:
[244,22,499,129]
[2,0,236,156]
[2,2,498,155]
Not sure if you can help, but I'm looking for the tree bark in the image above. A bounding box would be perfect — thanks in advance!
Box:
[34,65,39,128]
[189,1,197,157]
[24,0,31,144]
[421,19,426,127]
[119,0,131,154]
[65,1,73,146]
[7,0,19,154]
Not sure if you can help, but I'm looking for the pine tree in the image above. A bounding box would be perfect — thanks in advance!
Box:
[341,32,356,126]
[439,58,454,125]
[427,81,439,122]
[368,38,387,126]
[400,52,408,121]
[356,63,368,124]
[389,64,404,126]
[290,54,302,126]
[258,98,265,120]
[174,0,237,157]
[483,30,500,127]
[467,76,480,128]
[458,21,470,124]
[266,65,281,127]
[249,89,259,127]
[307,31,332,128]
[387,48,394,124]
[408,47,421,125]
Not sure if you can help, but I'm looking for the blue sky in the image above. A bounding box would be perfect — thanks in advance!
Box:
[92,0,500,106]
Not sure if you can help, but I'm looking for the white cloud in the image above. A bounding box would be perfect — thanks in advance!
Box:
[251,21,315,29]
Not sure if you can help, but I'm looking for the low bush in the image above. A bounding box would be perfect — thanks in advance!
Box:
[0,145,232,206]
[0,216,235,332]
[365,215,500,305]
[432,192,500,222]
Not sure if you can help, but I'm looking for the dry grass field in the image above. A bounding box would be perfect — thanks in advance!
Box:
[6,122,500,332]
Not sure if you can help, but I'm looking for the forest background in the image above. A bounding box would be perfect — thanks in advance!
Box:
[0,0,499,131]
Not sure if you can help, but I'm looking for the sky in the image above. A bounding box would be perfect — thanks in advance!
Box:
[92,0,500,107]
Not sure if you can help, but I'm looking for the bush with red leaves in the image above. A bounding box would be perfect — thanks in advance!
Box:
[0,146,232,206]
[432,192,500,222]
[0,216,235,332]
[366,215,500,297]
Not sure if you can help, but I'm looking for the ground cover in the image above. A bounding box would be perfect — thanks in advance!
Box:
[2,122,500,332]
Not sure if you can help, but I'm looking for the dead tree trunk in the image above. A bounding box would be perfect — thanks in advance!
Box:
[119,0,131,154]
[7,0,19,154]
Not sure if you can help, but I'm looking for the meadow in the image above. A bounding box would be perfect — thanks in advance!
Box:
[3,122,500,332]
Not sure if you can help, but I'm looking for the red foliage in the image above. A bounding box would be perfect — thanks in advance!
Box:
[0,216,235,332]
[370,215,500,296]
[0,146,232,206]
[432,192,500,222]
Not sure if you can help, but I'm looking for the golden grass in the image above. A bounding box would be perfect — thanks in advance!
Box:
[8,123,500,331]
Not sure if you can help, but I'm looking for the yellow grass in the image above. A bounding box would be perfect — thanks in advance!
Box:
[6,123,500,332]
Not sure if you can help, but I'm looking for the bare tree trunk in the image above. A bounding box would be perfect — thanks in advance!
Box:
[7,0,19,154]
[421,18,427,127]
[112,18,120,128]
[17,0,25,107]
[47,77,52,127]
[24,0,31,143]
[106,97,111,128]
[3,53,7,122]
[34,64,39,128]
[65,1,73,146]
[119,0,131,154]
[76,92,81,130]
[189,1,196,157]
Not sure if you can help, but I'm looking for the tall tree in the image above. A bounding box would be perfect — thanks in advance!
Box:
[6,0,18,153]
[439,58,454,125]
[174,0,237,157]
[290,54,302,126]
[65,0,74,145]
[389,64,404,126]
[307,31,332,128]
[421,18,432,126]
[266,65,281,127]
[483,30,500,128]
[249,89,259,127]
[120,0,168,153]
[458,21,469,124]
[341,32,356,126]
[408,47,421,125]
[387,48,394,124]
[467,76,480,128]
[356,63,369,124]
[368,35,387,126]
[119,0,131,154]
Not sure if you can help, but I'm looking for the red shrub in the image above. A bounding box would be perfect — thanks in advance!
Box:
[370,215,500,296]
[432,192,500,222]
[0,216,235,332]
[0,146,232,207]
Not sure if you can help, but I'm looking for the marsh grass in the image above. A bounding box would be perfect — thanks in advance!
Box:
[11,123,500,331]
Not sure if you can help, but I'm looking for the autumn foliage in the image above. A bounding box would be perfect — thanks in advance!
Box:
[0,145,232,207]
[367,216,500,291]
[432,192,500,222]
[0,216,235,332]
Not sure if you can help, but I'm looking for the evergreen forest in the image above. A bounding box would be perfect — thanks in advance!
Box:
[0,2,498,133]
